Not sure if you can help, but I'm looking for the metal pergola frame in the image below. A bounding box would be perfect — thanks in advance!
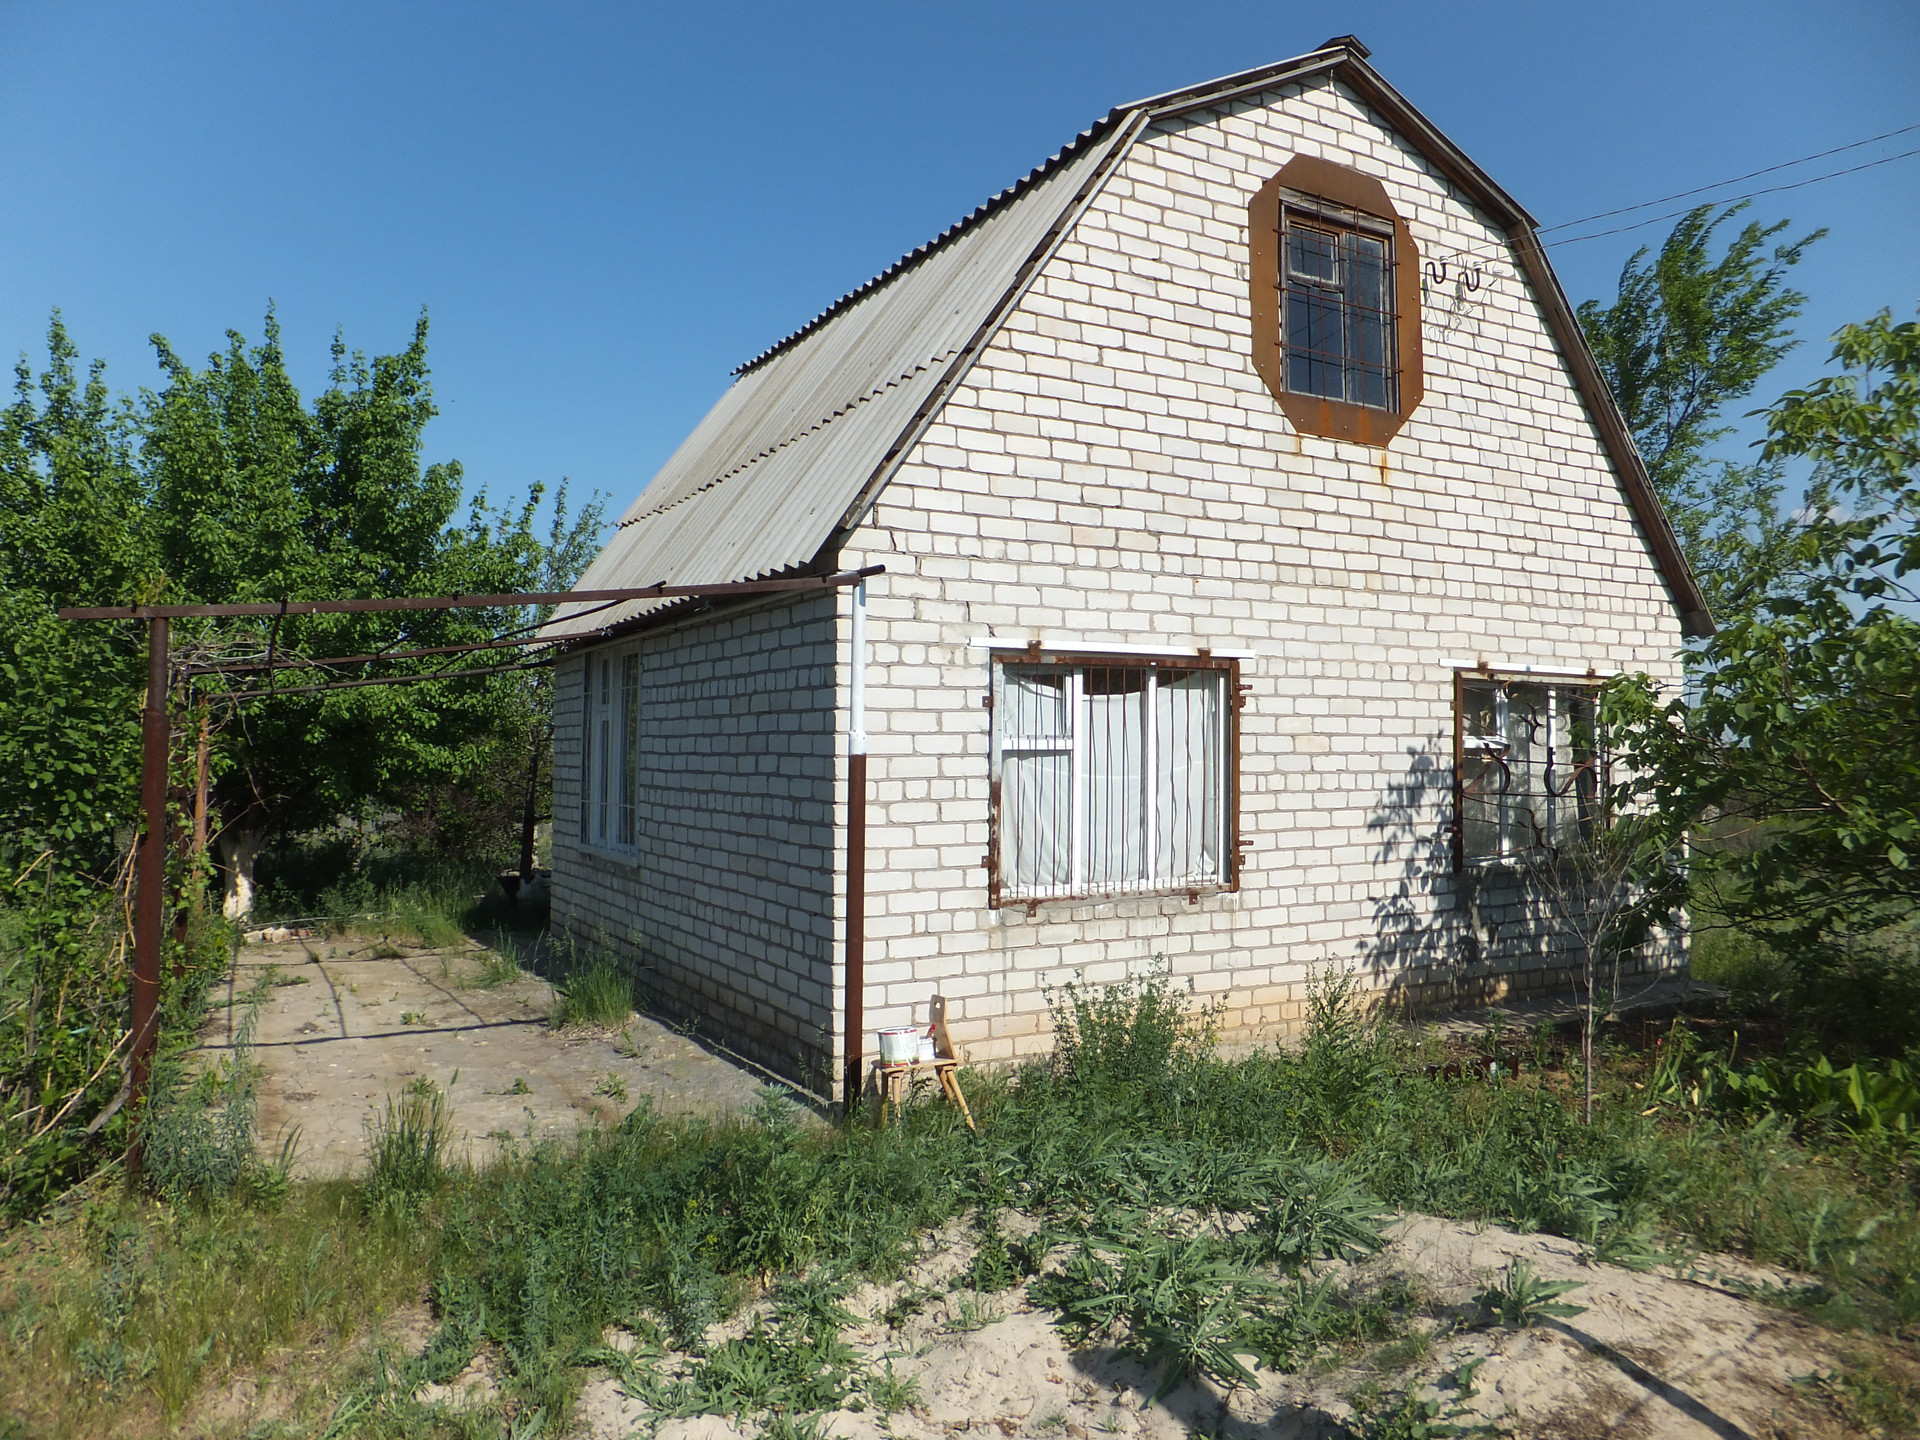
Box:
[59,565,882,1169]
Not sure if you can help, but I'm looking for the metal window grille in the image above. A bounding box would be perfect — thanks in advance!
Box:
[1281,199,1397,411]
[1456,676,1601,865]
[991,658,1235,904]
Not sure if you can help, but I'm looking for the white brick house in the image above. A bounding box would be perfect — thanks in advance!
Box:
[543,37,1708,1099]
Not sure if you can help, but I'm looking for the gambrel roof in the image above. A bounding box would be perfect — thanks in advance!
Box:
[546,36,1712,642]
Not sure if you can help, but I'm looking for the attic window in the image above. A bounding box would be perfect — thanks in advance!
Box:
[1250,156,1422,446]
[1282,198,1397,410]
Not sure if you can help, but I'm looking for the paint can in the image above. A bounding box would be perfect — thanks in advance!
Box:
[877,1027,920,1065]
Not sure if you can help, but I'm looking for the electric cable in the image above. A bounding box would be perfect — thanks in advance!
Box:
[1536,121,1920,235]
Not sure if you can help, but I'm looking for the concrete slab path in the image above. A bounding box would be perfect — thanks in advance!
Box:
[199,935,777,1177]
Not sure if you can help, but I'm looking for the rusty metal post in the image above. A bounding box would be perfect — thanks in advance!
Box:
[192,707,210,856]
[128,615,169,1177]
[842,580,868,1116]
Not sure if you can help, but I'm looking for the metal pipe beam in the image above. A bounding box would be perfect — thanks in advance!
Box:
[57,566,885,622]
[128,615,168,1178]
[181,633,559,676]
[221,657,554,701]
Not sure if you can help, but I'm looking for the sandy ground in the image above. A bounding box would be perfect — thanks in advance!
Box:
[205,935,776,1175]
[556,1214,1873,1440]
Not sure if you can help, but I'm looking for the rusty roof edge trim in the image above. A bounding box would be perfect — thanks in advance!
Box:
[546,558,861,651]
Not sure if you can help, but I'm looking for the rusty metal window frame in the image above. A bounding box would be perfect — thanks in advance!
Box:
[1278,188,1399,414]
[987,652,1241,909]
[1452,670,1604,871]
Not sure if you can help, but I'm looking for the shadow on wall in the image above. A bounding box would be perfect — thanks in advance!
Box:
[1357,746,1665,1022]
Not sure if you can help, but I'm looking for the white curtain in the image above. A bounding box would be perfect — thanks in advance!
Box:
[1082,674,1147,891]
[1001,669,1072,890]
[1156,670,1222,883]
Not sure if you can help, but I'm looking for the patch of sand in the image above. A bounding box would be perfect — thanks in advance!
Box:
[560,1214,1863,1440]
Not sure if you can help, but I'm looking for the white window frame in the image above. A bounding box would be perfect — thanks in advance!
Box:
[579,648,641,854]
[988,654,1238,907]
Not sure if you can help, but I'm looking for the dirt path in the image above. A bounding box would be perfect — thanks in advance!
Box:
[206,936,776,1175]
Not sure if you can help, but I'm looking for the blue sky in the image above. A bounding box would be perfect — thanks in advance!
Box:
[2,2,1915,529]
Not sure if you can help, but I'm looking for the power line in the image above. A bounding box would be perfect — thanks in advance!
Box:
[1545,146,1920,247]
[1536,120,1920,235]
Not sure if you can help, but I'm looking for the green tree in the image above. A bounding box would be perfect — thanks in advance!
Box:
[1608,310,1920,1052]
[0,315,155,869]
[137,311,568,910]
[1578,203,1823,618]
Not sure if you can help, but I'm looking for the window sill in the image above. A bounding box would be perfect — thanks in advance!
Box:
[990,882,1234,913]
[575,845,642,872]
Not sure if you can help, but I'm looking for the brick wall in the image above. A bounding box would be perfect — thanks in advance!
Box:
[831,74,1689,1076]
[551,590,841,1089]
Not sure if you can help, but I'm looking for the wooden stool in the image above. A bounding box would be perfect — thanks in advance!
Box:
[874,995,976,1131]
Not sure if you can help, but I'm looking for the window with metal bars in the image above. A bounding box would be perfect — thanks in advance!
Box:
[1455,674,1602,867]
[1281,196,1398,412]
[580,650,640,851]
[990,657,1235,905]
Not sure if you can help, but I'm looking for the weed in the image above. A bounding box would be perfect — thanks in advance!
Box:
[1032,1227,1270,1400]
[1046,958,1220,1104]
[471,938,528,989]
[400,1010,428,1026]
[881,1283,938,1329]
[363,1083,454,1215]
[1796,1349,1920,1435]
[1352,1359,1496,1439]
[138,993,268,1204]
[866,1359,922,1414]
[1369,1330,1433,1373]
[963,1208,1025,1292]
[552,957,633,1029]
[1246,1274,1400,1373]
[1242,1160,1391,1273]
[1473,1258,1588,1328]
[947,1295,997,1332]
[595,1072,628,1103]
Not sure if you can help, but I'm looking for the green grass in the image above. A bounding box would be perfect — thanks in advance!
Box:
[549,957,633,1029]
[4,962,1918,1439]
